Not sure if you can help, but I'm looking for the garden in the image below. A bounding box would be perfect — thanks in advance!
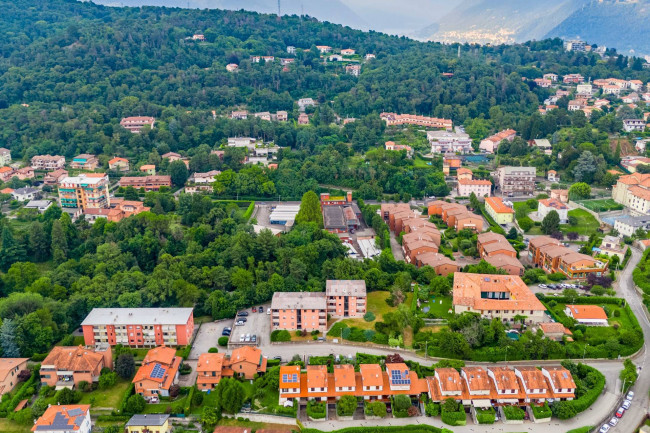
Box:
[574,199,623,213]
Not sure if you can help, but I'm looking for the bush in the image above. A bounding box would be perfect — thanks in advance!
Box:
[307,400,327,419]
[302,426,452,433]
[366,401,387,417]
[475,407,495,424]
[99,371,118,390]
[503,405,525,420]
[531,403,552,419]
[441,409,466,426]
[363,312,376,322]
[393,394,411,412]
[337,395,357,416]
[192,388,204,406]
[124,394,146,414]
[425,402,440,417]
[218,335,230,346]
[270,330,291,342]
[518,216,534,232]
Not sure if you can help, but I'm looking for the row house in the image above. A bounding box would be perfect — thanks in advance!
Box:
[118,175,172,191]
[479,129,516,154]
[31,155,65,170]
[476,232,516,259]
[427,130,473,154]
[403,237,439,264]
[40,345,112,390]
[0,166,34,181]
[120,117,155,133]
[196,346,267,391]
[528,236,607,279]
[415,252,460,276]
[428,200,484,232]
[133,346,181,398]
[380,112,453,130]
[485,254,524,276]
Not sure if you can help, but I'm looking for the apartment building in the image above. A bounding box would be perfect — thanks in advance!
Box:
[133,346,181,398]
[493,166,536,196]
[484,254,524,276]
[32,405,91,433]
[379,203,411,230]
[196,346,267,391]
[457,178,491,197]
[452,273,546,324]
[479,129,516,154]
[44,169,68,185]
[0,148,10,166]
[271,292,327,332]
[403,238,439,264]
[189,170,220,184]
[402,220,441,245]
[118,175,172,191]
[326,280,366,318]
[380,113,452,130]
[0,358,29,396]
[623,119,646,133]
[427,130,473,154]
[528,236,607,279]
[80,308,194,347]
[70,154,99,170]
[108,157,130,172]
[612,172,650,214]
[614,215,650,236]
[83,199,150,223]
[120,116,156,133]
[31,155,65,170]
[484,196,514,224]
[58,174,110,210]
[40,345,113,389]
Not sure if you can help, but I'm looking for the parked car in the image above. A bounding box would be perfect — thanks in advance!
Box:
[148,396,159,404]
[236,321,245,326]
[252,307,257,313]
[272,356,282,361]
[599,424,610,433]
[609,417,618,427]
[245,334,251,342]
[626,391,635,401]
[258,306,264,313]
[539,284,548,289]
[317,337,326,342]
[237,311,249,317]
[221,329,231,336]
[239,317,247,323]
[251,335,257,343]
[239,335,245,342]
[615,407,625,418]
[267,308,271,314]
[622,400,631,410]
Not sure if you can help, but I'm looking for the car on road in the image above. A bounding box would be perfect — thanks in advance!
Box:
[622,400,631,410]
[237,311,249,317]
[235,320,245,326]
[615,407,625,418]
[539,284,547,289]
[317,337,326,342]
[272,355,282,361]
[626,391,635,401]
[599,424,610,433]
[258,306,263,313]
[609,417,618,427]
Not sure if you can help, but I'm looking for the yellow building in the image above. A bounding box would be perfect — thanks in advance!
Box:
[125,414,170,433]
[139,164,156,175]
[484,196,514,224]
[58,174,110,210]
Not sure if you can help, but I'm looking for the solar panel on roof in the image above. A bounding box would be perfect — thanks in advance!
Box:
[282,373,298,383]
[151,363,166,379]
[67,408,82,416]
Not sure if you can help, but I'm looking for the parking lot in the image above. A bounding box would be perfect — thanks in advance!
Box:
[529,282,589,296]
[188,320,231,359]
[229,303,271,348]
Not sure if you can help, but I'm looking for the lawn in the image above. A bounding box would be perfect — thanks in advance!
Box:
[418,295,453,319]
[338,291,413,331]
[216,418,296,432]
[0,419,31,433]
[560,209,600,236]
[78,378,131,408]
[413,155,434,168]
[575,199,623,212]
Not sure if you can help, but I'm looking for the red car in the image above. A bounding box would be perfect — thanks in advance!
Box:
[252,307,257,313]
[615,407,625,418]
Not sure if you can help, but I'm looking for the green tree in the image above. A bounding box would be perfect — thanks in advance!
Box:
[541,210,560,235]
[28,222,49,262]
[393,394,411,411]
[56,387,81,405]
[125,394,146,414]
[295,191,323,226]
[215,378,245,414]
[115,354,135,379]
[506,227,518,240]
[620,359,638,391]
[169,160,189,187]
[201,406,221,431]
[469,192,480,211]
[568,182,591,200]
[50,219,68,265]
[337,395,358,416]
[0,226,26,271]
[98,371,118,389]
[0,318,20,357]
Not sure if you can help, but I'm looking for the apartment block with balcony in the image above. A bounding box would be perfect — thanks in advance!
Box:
[325,280,366,318]
[58,174,110,210]
[70,154,99,170]
[31,155,66,170]
[493,166,536,196]
[40,345,112,390]
[271,292,327,333]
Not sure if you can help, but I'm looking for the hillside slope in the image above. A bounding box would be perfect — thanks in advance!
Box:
[546,0,650,55]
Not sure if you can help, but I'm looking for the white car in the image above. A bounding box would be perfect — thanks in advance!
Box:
[622,400,631,410]
[267,307,271,315]
[539,284,548,289]
[239,335,245,342]
[626,391,635,401]
[609,417,618,427]
[599,424,610,433]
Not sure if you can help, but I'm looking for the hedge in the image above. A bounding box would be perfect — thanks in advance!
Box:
[184,386,195,415]
[242,201,255,220]
[503,405,525,420]
[307,400,326,419]
[270,330,291,342]
[552,365,605,419]
[97,415,130,422]
[441,409,466,426]
[411,285,419,313]
[537,294,624,306]
[115,383,135,415]
[565,427,593,433]
[475,407,495,424]
[0,369,39,415]
[424,402,440,417]
[302,426,453,433]
[532,403,552,419]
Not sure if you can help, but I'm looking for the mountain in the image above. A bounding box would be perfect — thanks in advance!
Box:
[416,0,586,45]
[88,0,370,31]
[546,0,650,55]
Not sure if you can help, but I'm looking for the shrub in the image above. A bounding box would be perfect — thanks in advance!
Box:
[78,381,89,392]
[475,407,495,424]
[99,371,118,390]
[337,395,357,416]
[192,388,204,406]
[503,405,525,420]
[551,363,605,419]
[407,406,419,417]
[393,394,411,412]
[363,312,376,322]
[441,409,466,426]
[518,217,533,232]
[125,394,146,414]
[270,330,291,342]
[425,402,440,417]
[532,403,552,419]
[307,400,327,419]
[366,401,387,417]
[218,336,229,346]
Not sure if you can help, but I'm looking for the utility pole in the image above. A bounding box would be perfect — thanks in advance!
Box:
[424,340,427,360]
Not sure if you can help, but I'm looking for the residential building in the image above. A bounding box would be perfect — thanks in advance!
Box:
[0,148,10,166]
[230,110,248,120]
[118,175,172,191]
[551,189,569,203]
[137,164,155,175]
[297,98,316,110]
[484,196,514,224]
[533,78,552,88]
[479,129,516,154]
[403,237,439,264]
[133,346,181,398]
[0,166,14,182]
[31,155,65,170]
[346,64,361,76]
[125,414,170,433]
[25,200,53,213]
[542,367,576,400]
[0,187,12,194]
[493,166,536,196]
[485,254,524,276]
[70,154,99,170]
[385,141,413,157]
[597,235,627,260]
[568,99,587,111]
[563,40,586,52]
[365,54,376,60]
[623,93,640,104]
[565,305,608,326]
[162,152,182,161]
[192,34,205,41]
[226,64,238,72]
[528,236,607,279]
[476,232,516,258]
[40,345,112,389]
[297,113,310,125]
[359,364,382,394]
[287,46,296,54]
[457,167,472,181]
[11,187,38,202]
[58,174,110,210]
[623,119,646,132]
[320,192,361,233]
[254,111,272,121]
[538,198,569,223]
[602,84,622,95]
[13,166,34,180]
[576,83,593,96]
[434,368,463,399]
[452,273,546,324]
[316,45,332,54]
[80,308,194,347]
[196,353,225,391]
[427,130,473,154]
[453,212,484,232]
[514,367,548,404]
[380,202,411,228]
[227,346,267,380]
[31,405,91,433]
[341,49,355,55]
[250,56,275,63]
[539,322,573,342]
[547,170,557,182]
[380,113,452,130]
[44,169,68,185]
[0,358,29,396]
[487,367,521,404]
[457,178,491,197]
[189,170,220,184]
[108,157,130,172]
[280,58,295,66]
[562,73,584,84]
[326,280,366,318]
[460,367,490,405]
[120,117,155,133]
[83,199,150,223]
[415,252,460,276]
[276,111,288,121]
[442,156,462,175]
[543,73,558,82]
[271,292,327,332]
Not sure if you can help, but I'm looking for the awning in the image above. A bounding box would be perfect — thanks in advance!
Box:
[472,399,492,408]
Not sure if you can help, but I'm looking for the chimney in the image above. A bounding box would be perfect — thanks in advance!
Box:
[347,191,352,203]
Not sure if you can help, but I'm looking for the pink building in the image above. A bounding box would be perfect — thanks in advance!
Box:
[457,179,491,197]
[271,292,327,333]
[326,280,366,318]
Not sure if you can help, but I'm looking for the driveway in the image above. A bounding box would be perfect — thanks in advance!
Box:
[188,320,230,360]
[229,304,271,348]
[389,232,404,261]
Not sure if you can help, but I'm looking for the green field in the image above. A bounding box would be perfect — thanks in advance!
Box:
[419,295,453,319]
[575,199,623,212]
[561,209,600,236]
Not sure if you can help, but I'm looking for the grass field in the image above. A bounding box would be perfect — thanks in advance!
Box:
[338,291,413,331]
[575,199,623,212]
[78,378,131,407]
[561,209,600,236]
[413,155,434,168]
[0,419,31,433]
[419,295,453,319]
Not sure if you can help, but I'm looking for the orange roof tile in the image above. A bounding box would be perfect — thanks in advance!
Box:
[143,346,176,366]
[462,367,490,392]
[333,364,355,388]
[196,353,224,373]
[566,304,608,320]
[360,364,383,387]
[32,405,90,431]
[42,346,102,373]
[543,367,576,391]
[230,346,263,366]
[457,179,492,186]
[485,197,514,214]
[436,368,463,393]
[453,273,545,312]
[279,365,300,389]
[0,358,28,383]
[516,367,547,391]
[488,367,520,393]
[307,365,328,389]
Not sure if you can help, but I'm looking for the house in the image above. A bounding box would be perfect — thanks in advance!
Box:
[139,165,156,175]
[328,54,343,62]
[576,83,593,96]
[434,368,463,399]
[514,367,548,403]
[484,196,514,224]
[11,187,39,202]
[485,254,524,276]
[297,98,316,110]
[539,322,573,342]
[1,166,17,182]
[70,154,99,170]
[487,367,521,404]
[427,130,473,154]
[315,45,332,53]
[457,179,491,198]
[403,237,439,264]
[192,34,205,41]
[346,65,361,76]
[381,113,453,130]
[31,155,65,170]
[196,353,225,391]
[59,174,109,210]
[546,170,558,182]
[133,346,182,398]
[276,111,288,122]
[125,414,170,433]
[528,236,607,279]
[227,346,267,380]
[13,166,34,180]
[25,200,53,213]
[0,187,12,195]
[40,345,112,389]
[415,252,460,276]
[533,78,552,88]
[32,405,91,433]
[334,364,356,393]
[81,308,194,347]
[341,49,355,55]
[270,292,327,332]
[226,64,238,72]
[108,157,130,172]
[452,273,546,324]
[562,73,584,83]
[230,111,248,120]
[326,280,366,318]
[385,141,413,157]
[359,364,382,394]
[542,367,576,400]
[287,46,296,54]
[365,54,376,60]
[457,167,472,181]
[162,152,182,161]
[442,156,462,175]
[551,189,569,203]
[476,232,516,258]
[538,198,569,223]
[83,199,150,223]
[623,119,646,132]
[567,99,586,111]
[493,166,536,196]
[118,176,172,191]
[0,358,29,396]
[44,169,69,185]
[479,129,516,154]
[120,117,155,133]
[612,172,650,213]
[602,84,622,95]
[460,367,491,404]
[298,113,309,125]
[623,93,640,104]
[598,235,626,260]
[543,73,558,82]
[189,170,220,184]
[565,305,608,326]
[0,148,11,166]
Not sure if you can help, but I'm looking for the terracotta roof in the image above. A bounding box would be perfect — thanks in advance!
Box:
[566,304,608,320]
[333,364,355,388]
[559,252,598,265]
[481,240,516,255]
[42,346,103,373]
[485,197,514,214]
[307,365,328,389]
[543,367,576,391]
[0,358,28,383]
[484,254,524,270]
[515,367,547,391]
[360,364,383,387]
[417,252,458,269]
[477,232,507,245]
[143,346,176,366]
[529,236,561,249]
[0,188,14,194]
[230,346,262,366]
[213,427,249,433]
[196,353,224,373]
[402,231,439,245]
[462,367,490,392]
[457,178,491,186]
[436,368,463,393]
[488,367,520,392]
[539,198,568,210]
[32,405,90,431]
[109,157,128,164]
[140,164,155,170]
[453,273,545,312]
[540,322,572,336]
[404,238,438,252]
[457,168,472,175]
[279,365,300,389]
[629,185,650,201]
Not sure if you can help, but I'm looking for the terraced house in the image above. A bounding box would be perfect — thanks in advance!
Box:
[528,236,607,279]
